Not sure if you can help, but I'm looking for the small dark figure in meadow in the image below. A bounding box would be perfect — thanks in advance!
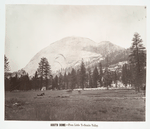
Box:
[78,90,81,94]
[37,93,45,96]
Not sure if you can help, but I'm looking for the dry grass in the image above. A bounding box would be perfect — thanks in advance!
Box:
[5,89,145,121]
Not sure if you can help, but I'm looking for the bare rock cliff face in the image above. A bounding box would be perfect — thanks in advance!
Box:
[23,37,124,76]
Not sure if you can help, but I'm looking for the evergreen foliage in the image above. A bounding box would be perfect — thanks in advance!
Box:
[80,59,86,89]
[58,73,63,90]
[122,64,128,86]
[63,72,68,89]
[10,74,18,91]
[98,62,103,86]
[54,75,58,89]
[129,33,146,92]
[113,70,118,87]
[4,55,10,72]
[87,67,93,88]
[103,68,113,89]
[37,57,51,90]
[31,71,40,90]
[92,66,99,88]
[70,68,77,89]
[76,69,81,88]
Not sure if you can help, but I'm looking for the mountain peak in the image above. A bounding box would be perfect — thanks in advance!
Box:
[55,36,98,47]
[98,41,124,49]
[23,37,125,76]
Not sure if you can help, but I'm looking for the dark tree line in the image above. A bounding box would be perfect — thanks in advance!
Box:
[50,61,120,90]
[4,57,52,91]
[4,56,120,91]
[5,72,31,91]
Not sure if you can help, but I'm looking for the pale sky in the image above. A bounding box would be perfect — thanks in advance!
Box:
[5,5,146,72]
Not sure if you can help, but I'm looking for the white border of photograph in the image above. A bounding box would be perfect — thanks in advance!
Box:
[0,0,150,129]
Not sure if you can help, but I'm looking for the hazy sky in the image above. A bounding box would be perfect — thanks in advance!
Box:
[5,5,146,72]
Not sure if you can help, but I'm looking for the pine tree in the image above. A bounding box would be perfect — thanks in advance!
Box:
[10,74,18,91]
[126,64,132,87]
[129,33,146,92]
[114,70,118,87]
[122,64,128,86]
[4,55,11,91]
[93,66,99,88]
[70,68,76,90]
[44,59,51,89]
[37,57,51,90]
[99,62,103,86]
[80,59,86,89]
[76,69,81,88]
[32,71,39,90]
[64,72,68,89]
[58,73,63,90]
[52,76,55,90]
[103,68,112,90]
[89,75,93,88]
[25,73,31,91]
[128,64,135,87]
[35,71,39,89]
[87,67,92,88]
[4,55,10,72]
[67,72,71,89]
[54,75,58,89]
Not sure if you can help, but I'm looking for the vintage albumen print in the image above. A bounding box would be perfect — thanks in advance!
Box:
[5,5,146,122]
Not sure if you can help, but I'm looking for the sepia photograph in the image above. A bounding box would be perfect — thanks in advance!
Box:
[2,2,149,128]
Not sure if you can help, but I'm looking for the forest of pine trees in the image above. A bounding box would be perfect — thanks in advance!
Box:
[4,33,146,92]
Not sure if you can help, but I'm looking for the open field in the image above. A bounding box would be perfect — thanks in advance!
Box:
[5,89,145,121]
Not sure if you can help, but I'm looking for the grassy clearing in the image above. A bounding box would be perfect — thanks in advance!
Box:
[5,89,145,121]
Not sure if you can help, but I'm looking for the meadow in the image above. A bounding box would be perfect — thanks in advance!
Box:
[5,89,145,121]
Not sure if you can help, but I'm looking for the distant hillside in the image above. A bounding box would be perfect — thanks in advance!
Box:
[23,36,129,76]
[83,41,124,56]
